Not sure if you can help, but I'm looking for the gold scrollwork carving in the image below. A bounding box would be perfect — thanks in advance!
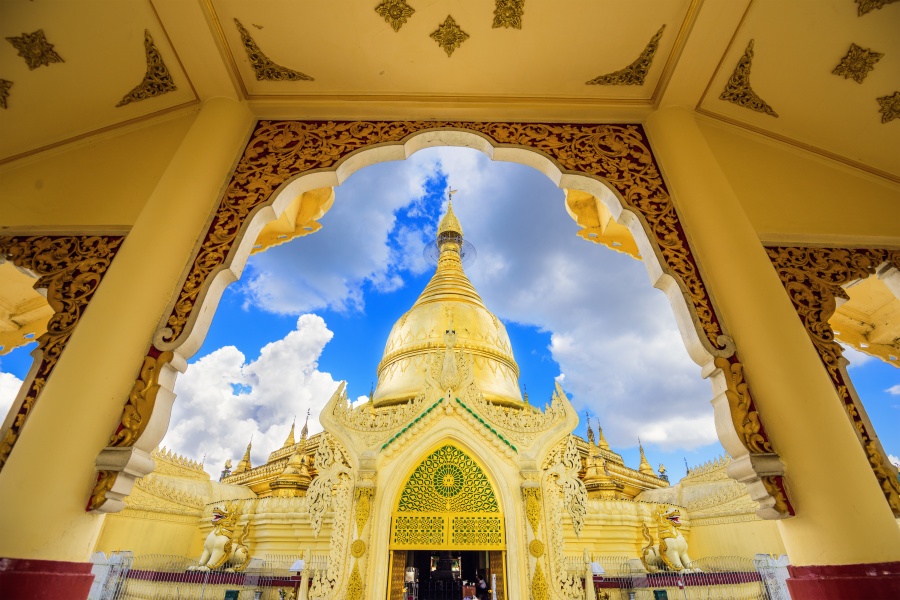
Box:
[109,350,175,447]
[6,30,64,70]
[493,0,525,29]
[713,356,773,454]
[0,79,11,109]
[761,476,790,516]
[159,120,726,359]
[0,236,124,471]
[346,562,363,600]
[376,0,415,32]
[531,561,550,600]
[877,91,900,124]
[855,0,899,16]
[523,486,541,535]
[586,25,665,86]
[234,19,314,81]
[766,245,900,514]
[430,16,469,57]
[87,470,119,512]
[832,43,883,84]
[719,40,778,117]
[355,486,374,535]
[116,30,177,107]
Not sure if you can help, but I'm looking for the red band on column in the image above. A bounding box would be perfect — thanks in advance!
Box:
[0,557,95,600]
[787,561,900,600]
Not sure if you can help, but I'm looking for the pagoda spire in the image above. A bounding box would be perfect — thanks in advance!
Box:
[299,408,310,441]
[638,438,655,476]
[282,417,296,448]
[596,419,610,450]
[585,412,596,446]
[234,436,253,474]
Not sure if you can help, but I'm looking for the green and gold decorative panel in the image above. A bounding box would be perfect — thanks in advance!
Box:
[391,444,504,549]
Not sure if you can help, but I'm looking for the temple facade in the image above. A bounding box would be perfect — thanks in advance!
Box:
[94,205,787,599]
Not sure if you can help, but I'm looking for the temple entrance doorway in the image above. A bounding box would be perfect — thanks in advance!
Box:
[388,549,505,600]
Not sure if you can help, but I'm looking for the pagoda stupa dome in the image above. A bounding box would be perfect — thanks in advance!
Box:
[373,199,523,408]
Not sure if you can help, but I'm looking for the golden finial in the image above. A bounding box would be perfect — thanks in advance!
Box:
[283,417,296,447]
[638,437,655,475]
[523,385,529,405]
[300,408,310,440]
[585,411,595,445]
[438,188,463,238]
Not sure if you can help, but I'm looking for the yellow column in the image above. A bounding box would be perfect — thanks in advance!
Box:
[644,107,900,565]
[0,98,254,562]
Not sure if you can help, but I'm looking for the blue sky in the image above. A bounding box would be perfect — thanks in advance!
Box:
[1,147,898,486]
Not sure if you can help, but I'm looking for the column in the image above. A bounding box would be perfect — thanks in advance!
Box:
[645,107,900,598]
[0,98,254,599]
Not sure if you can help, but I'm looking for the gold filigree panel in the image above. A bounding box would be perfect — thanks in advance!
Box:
[234,19,314,81]
[856,0,899,15]
[0,236,124,471]
[766,245,900,515]
[398,444,499,513]
[0,79,11,109]
[586,25,665,86]
[117,31,177,107]
[719,40,778,117]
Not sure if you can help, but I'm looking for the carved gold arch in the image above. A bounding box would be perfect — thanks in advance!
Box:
[766,246,900,515]
[82,120,792,518]
[391,443,504,550]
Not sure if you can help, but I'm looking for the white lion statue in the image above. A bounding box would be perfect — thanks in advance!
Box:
[188,502,251,572]
[640,507,699,573]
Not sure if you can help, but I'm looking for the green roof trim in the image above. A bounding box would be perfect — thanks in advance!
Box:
[454,397,518,453]
[381,397,445,451]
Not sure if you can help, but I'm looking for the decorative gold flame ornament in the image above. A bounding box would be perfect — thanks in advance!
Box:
[234,19,314,81]
[109,351,175,447]
[117,30,177,107]
[832,43,883,83]
[855,0,899,15]
[0,79,10,109]
[876,91,900,123]
[493,0,525,29]
[6,29,64,70]
[0,236,124,471]
[719,40,778,117]
[375,0,415,32]
[586,25,665,86]
[430,16,469,57]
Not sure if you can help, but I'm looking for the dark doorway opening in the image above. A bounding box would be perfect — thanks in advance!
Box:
[407,549,484,600]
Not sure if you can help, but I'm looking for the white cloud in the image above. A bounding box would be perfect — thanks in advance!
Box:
[0,371,24,424]
[840,344,875,368]
[890,454,900,468]
[886,385,900,396]
[163,314,340,473]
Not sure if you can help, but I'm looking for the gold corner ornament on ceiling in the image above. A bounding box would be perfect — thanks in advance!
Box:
[832,43,883,84]
[376,0,415,32]
[5,29,64,70]
[234,19,314,81]
[0,79,11,109]
[493,0,525,29]
[877,91,900,123]
[431,16,469,57]
[855,0,899,16]
[586,25,665,86]
[116,30,177,108]
[719,40,778,117]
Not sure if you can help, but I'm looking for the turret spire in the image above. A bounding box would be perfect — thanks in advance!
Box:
[234,436,253,474]
[300,408,310,441]
[638,437,655,476]
[585,412,596,446]
[282,417,296,448]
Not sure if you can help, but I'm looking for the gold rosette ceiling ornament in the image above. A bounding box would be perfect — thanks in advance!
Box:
[376,0,416,32]
[431,16,470,57]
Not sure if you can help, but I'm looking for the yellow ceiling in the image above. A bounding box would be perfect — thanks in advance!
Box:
[0,0,897,180]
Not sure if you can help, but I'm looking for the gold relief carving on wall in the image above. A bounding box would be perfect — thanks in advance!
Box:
[877,91,900,123]
[6,29,64,70]
[0,79,11,109]
[719,40,778,117]
[493,0,525,29]
[523,487,541,535]
[713,356,773,454]
[234,19,314,81]
[531,562,550,600]
[766,245,900,514]
[88,470,119,512]
[855,0,899,15]
[0,236,124,471]
[116,30,177,107]
[355,486,374,535]
[586,25,665,86]
[761,476,791,516]
[108,350,175,447]
[376,0,416,32]
[832,43,883,84]
[430,16,469,57]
